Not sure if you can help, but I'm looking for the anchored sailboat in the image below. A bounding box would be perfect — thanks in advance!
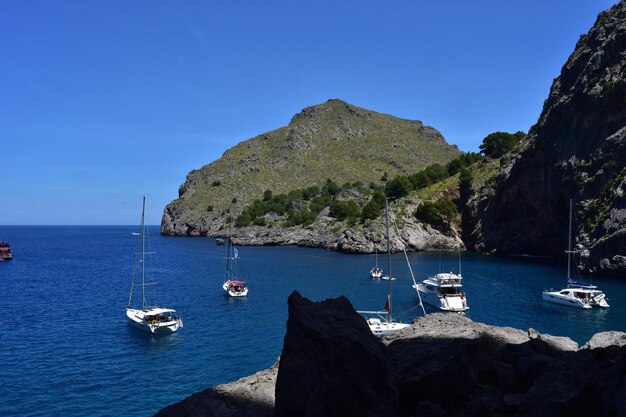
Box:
[370,249,384,279]
[222,208,248,297]
[126,197,182,334]
[359,199,410,337]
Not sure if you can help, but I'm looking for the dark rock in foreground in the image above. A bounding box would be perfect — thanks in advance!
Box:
[383,314,623,417]
[155,293,626,417]
[275,291,398,417]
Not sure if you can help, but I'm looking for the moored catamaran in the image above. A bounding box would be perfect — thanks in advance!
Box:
[542,199,609,309]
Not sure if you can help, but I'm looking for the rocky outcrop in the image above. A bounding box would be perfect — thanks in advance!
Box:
[153,363,277,417]
[584,330,626,349]
[155,293,626,417]
[472,1,626,276]
[275,292,398,417]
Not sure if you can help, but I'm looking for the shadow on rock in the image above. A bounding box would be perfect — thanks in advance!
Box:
[275,291,398,417]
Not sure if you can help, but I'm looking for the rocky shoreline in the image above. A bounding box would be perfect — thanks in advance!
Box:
[226,223,463,254]
[166,204,464,254]
[155,292,626,417]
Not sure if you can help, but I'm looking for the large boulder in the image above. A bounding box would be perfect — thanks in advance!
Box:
[274,291,398,417]
[383,314,604,417]
[584,331,626,349]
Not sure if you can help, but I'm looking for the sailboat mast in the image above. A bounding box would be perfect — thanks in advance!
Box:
[226,205,233,280]
[141,196,146,309]
[385,198,392,321]
[567,198,573,280]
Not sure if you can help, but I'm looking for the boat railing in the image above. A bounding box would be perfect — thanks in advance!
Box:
[567,279,597,289]
[357,310,390,323]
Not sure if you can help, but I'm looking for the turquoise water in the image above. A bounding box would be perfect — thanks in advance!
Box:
[1,226,625,417]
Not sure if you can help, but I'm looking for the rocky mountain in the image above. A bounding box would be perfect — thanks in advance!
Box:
[161,99,460,236]
[469,1,626,276]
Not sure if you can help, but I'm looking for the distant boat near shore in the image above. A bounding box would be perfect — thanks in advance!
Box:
[0,241,13,261]
[222,208,249,297]
[358,199,409,336]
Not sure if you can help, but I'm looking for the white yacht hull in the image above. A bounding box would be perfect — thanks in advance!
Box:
[542,289,609,309]
[223,281,249,297]
[365,318,410,337]
[415,283,469,312]
[126,309,180,334]
[542,291,591,309]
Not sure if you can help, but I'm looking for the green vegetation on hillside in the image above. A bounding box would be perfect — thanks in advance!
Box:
[163,99,461,232]
[414,198,457,227]
[479,131,527,158]
[234,179,363,228]
[384,152,483,200]
[232,152,489,232]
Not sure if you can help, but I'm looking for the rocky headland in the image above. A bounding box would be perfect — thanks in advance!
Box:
[155,292,626,417]
[161,99,460,240]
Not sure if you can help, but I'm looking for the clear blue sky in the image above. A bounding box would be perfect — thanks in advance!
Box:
[1,1,616,225]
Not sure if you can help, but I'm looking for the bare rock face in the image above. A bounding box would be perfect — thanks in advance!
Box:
[527,327,580,352]
[153,363,277,417]
[584,330,626,349]
[229,217,461,254]
[384,314,624,417]
[472,1,626,276]
[275,291,399,417]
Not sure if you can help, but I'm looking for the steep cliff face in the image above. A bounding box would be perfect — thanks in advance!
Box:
[161,99,459,236]
[473,1,626,275]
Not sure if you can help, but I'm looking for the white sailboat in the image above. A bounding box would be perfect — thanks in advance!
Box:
[370,249,384,279]
[542,199,609,309]
[359,199,410,337]
[126,197,182,334]
[222,213,248,297]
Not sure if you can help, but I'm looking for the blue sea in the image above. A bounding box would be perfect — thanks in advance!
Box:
[2,226,625,417]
